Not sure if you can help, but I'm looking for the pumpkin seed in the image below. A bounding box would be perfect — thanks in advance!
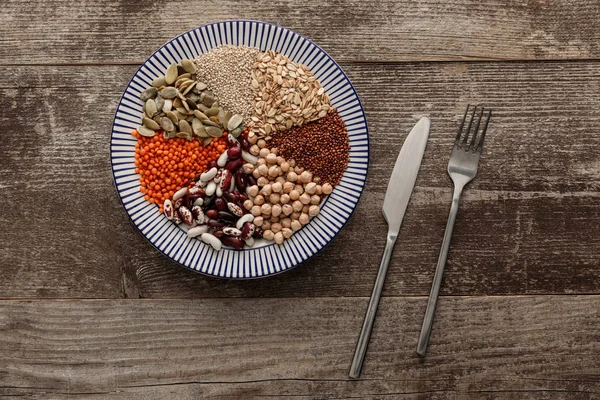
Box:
[159,87,179,99]
[203,137,213,146]
[159,117,175,132]
[200,91,216,107]
[152,76,166,87]
[227,114,244,132]
[178,120,193,135]
[137,125,156,137]
[182,81,196,96]
[196,81,208,91]
[166,111,179,124]
[181,59,196,74]
[193,110,209,120]
[145,99,157,118]
[140,87,157,101]
[173,97,183,109]
[154,96,164,112]
[202,119,220,128]
[165,63,178,85]
[192,118,207,136]
[206,126,224,138]
[218,109,232,127]
[176,131,192,140]
[177,73,192,81]
[198,104,210,113]
[230,126,242,138]
[162,99,173,113]
[205,107,219,117]
[185,98,198,111]
[143,117,160,130]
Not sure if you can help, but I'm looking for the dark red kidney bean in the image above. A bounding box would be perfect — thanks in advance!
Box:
[218,211,236,222]
[238,192,248,202]
[246,175,257,187]
[226,134,239,147]
[238,136,250,152]
[241,222,255,240]
[207,160,217,170]
[225,158,243,171]
[205,209,218,219]
[194,173,202,181]
[227,146,242,159]
[234,170,247,190]
[203,195,215,209]
[188,186,205,199]
[207,219,227,229]
[214,197,227,212]
[219,170,232,191]
[212,230,224,238]
[239,130,248,141]
[221,236,244,250]
[222,191,234,203]
[253,227,263,238]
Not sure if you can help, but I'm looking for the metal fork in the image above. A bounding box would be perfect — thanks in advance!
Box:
[416,104,492,356]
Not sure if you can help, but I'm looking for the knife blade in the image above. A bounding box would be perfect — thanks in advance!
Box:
[349,116,430,379]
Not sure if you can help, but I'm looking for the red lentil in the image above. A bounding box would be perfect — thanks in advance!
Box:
[269,110,349,186]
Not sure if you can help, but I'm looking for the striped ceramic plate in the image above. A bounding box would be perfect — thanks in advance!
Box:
[111,21,369,279]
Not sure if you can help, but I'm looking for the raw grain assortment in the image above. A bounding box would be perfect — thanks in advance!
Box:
[131,45,349,250]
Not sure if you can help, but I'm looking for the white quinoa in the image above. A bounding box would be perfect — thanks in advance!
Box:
[194,45,259,125]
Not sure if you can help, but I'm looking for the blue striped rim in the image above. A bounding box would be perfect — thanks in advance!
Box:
[110,20,370,279]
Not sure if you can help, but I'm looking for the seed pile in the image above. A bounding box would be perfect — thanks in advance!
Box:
[269,111,349,186]
[194,46,259,125]
[249,50,331,137]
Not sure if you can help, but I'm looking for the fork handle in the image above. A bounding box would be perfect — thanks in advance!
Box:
[417,183,464,356]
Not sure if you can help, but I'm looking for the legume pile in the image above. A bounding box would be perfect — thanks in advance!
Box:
[131,45,350,250]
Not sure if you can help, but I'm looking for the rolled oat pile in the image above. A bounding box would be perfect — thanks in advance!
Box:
[250,50,331,137]
[194,45,260,125]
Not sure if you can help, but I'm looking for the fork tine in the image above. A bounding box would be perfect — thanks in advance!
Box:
[476,110,492,152]
[461,105,477,149]
[455,105,470,147]
[468,107,484,151]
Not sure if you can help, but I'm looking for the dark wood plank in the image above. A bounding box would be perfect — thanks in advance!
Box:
[1,61,599,298]
[0,297,598,398]
[2,0,600,64]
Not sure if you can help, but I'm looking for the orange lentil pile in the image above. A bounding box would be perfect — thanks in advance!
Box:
[269,110,349,186]
[132,130,227,210]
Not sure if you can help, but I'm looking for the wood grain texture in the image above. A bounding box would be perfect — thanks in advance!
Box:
[1,61,599,298]
[0,297,598,398]
[2,0,600,64]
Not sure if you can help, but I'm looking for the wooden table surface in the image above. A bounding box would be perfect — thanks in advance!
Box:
[1,1,599,398]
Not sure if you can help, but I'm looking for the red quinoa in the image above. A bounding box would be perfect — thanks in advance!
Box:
[269,110,349,186]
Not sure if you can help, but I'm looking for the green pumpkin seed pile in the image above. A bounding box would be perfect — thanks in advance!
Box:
[137,59,245,145]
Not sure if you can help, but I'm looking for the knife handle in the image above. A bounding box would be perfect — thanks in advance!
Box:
[417,183,464,356]
[349,231,397,379]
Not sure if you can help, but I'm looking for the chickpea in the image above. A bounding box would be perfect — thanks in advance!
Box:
[252,169,261,179]
[257,158,266,165]
[246,185,259,197]
[248,131,258,145]
[308,205,320,217]
[270,147,278,156]
[274,231,284,244]
[276,156,284,165]
[299,193,311,205]
[251,205,261,216]
[294,185,304,195]
[257,164,268,176]
[262,220,271,231]
[315,185,323,195]
[282,204,293,216]
[291,220,302,232]
[271,223,282,233]
[302,205,310,214]
[283,182,294,193]
[322,183,333,195]
[271,204,282,217]
[268,166,280,178]
[266,153,277,164]
[281,218,292,228]
[291,211,301,220]
[290,190,300,201]
[242,163,255,174]
[301,171,312,183]
[253,194,265,206]
[305,182,317,195]
[275,176,286,184]
[270,216,280,223]
[257,139,267,149]
[280,162,290,172]
[253,216,264,227]
[280,193,290,204]
[282,228,293,239]
[243,199,254,210]
[292,200,303,212]
[260,203,272,215]
[257,177,269,187]
[259,148,270,158]
[263,229,274,240]
[294,166,304,175]
[299,213,310,225]
[288,159,296,168]
[260,184,273,197]
[310,195,320,205]
[272,182,283,193]
[269,193,280,204]
[249,144,260,156]
[286,171,298,182]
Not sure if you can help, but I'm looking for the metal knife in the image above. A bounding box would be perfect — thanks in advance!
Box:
[349,117,430,379]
